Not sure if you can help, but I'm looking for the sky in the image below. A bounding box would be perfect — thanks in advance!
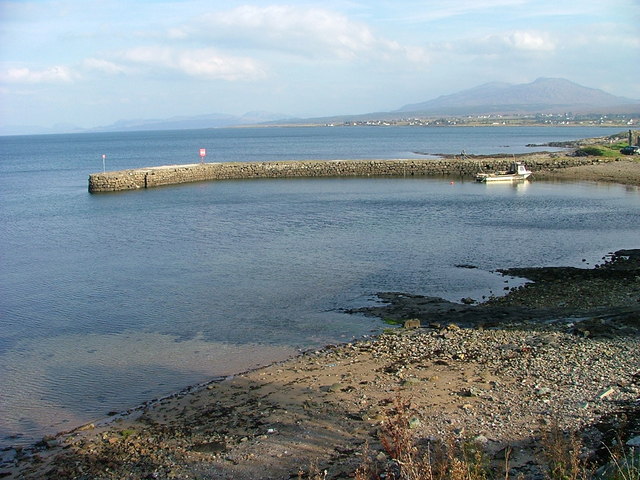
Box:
[1,0,639,131]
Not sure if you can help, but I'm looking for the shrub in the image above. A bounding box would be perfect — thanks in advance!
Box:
[575,146,606,156]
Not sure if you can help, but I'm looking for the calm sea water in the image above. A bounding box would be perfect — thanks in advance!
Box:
[1,125,638,447]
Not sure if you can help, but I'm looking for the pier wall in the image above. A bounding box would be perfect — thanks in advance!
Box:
[88,157,608,193]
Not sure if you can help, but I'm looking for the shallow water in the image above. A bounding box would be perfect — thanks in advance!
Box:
[1,126,638,446]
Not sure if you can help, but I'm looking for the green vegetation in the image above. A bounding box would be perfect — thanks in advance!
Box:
[575,146,607,156]
[575,141,629,158]
[119,429,136,439]
[383,317,403,326]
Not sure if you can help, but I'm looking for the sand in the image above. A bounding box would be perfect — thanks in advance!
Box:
[534,159,640,186]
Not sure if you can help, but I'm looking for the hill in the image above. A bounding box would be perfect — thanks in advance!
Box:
[397,77,639,115]
[3,78,638,135]
[89,111,291,133]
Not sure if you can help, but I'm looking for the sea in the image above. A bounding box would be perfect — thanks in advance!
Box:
[1,125,639,448]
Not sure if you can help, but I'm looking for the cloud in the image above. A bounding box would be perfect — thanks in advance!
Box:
[460,30,556,55]
[83,58,129,75]
[3,49,266,86]
[0,65,78,84]
[105,46,267,81]
[183,5,429,64]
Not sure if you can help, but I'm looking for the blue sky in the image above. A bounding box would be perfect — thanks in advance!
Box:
[1,0,639,130]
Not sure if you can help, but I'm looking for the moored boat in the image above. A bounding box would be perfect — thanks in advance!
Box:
[476,162,532,183]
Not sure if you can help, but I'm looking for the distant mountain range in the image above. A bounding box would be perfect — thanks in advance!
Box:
[91,111,290,133]
[0,111,292,136]
[2,78,638,135]
[397,77,639,115]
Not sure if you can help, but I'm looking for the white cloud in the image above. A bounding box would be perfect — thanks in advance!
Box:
[0,65,78,84]
[186,5,429,64]
[502,31,556,51]
[460,30,556,55]
[113,46,266,81]
[83,58,128,75]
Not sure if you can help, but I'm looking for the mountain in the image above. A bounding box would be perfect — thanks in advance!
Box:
[3,78,637,136]
[0,123,86,136]
[398,78,639,115]
[0,111,293,136]
[90,111,292,133]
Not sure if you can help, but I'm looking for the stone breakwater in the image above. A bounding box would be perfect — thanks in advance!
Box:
[87,156,610,192]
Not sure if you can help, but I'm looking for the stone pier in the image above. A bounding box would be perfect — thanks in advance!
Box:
[88,157,607,193]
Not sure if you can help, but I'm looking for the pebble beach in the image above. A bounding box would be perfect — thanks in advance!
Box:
[3,156,639,480]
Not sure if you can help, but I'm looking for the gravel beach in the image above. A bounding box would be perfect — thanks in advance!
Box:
[533,159,640,186]
[2,156,639,480]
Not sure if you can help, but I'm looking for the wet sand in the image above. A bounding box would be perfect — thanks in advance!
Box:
[3,157,640,480]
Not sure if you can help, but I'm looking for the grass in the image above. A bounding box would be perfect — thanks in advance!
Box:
[358,395,506,480]
[575,140,638,158]
[300,395,639,480]
[383,317,403,326]
[119,429,136,439]
[597,447,639,480]
[540,424,592,480]
[576,142,626,158]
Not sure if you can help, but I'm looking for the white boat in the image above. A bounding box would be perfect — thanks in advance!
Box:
[475,162,532,183]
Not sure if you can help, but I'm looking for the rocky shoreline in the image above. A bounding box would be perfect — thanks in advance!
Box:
[4,257,638,479]
[2,158,640,480]
[350,249,640,334]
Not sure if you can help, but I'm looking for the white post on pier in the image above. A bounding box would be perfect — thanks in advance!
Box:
[102,154,106,172]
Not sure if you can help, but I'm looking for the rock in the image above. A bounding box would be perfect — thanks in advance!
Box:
[404,319,421,329]
[401,378,421,387]
[535,387,552,397]
[461,297,476,305]
[598,387,615,399]
[328,383,343,393]
[627,435,640,447]
[461,387,481,397]
[191,441,226,454]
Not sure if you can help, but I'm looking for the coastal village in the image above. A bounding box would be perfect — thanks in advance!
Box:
[337,113,638,128]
